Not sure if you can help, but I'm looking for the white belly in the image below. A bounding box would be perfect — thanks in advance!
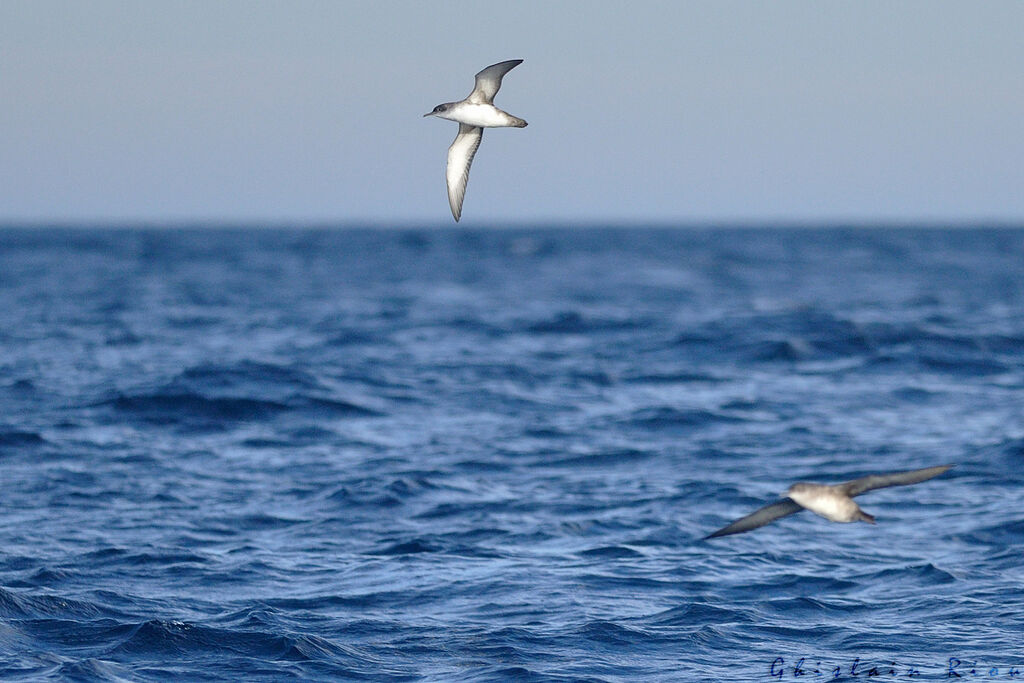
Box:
[788,486,860,522]
[447,103,517,128]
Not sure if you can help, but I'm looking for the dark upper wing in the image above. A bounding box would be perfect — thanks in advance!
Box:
[840,464,954,497]
[703,499,803,539]
[468,59,523,104]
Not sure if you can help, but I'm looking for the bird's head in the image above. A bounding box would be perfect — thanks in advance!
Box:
[423,102,453,118]
[786,482,818,500]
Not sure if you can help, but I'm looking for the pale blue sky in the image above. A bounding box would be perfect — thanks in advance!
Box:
[2,1,1022,225]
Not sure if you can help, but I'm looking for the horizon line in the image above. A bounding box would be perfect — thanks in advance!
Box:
[2,219,1023,231]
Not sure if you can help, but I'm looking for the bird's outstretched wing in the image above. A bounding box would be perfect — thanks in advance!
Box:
[468,59,523,104]
[840,464,954,497]
[704,498,803,539]
[446,123,482,222]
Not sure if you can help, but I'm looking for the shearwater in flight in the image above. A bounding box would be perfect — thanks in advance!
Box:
[424,59,528,222]
[704,464,954,539]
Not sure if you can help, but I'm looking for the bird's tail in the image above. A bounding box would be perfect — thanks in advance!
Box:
[509,116,528,128]
[858,510,876,524]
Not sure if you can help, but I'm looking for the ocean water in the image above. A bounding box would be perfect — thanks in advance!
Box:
[1,226,1023,681]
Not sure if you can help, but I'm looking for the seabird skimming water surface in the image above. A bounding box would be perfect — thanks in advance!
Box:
[424,59,528,222]
[704,464,954,539]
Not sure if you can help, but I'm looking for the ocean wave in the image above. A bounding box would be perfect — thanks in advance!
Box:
[959,519,1024,545]
[576,545,646,559]
[0,587,113,621]
[100,393,289,423]
[0,429,47,448]
[178,360,324,392]
[624,406,746,430]
[524,311,643,335]
[643,602,755,626]
[545,447,654,468]
[95,389,378,427]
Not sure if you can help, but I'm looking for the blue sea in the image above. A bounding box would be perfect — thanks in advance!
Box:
[1,226,1023,681]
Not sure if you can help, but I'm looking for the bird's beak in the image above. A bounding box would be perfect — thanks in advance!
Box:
[423,112,434,117]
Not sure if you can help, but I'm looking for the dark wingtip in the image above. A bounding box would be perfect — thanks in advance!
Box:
[925,463,956,478]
